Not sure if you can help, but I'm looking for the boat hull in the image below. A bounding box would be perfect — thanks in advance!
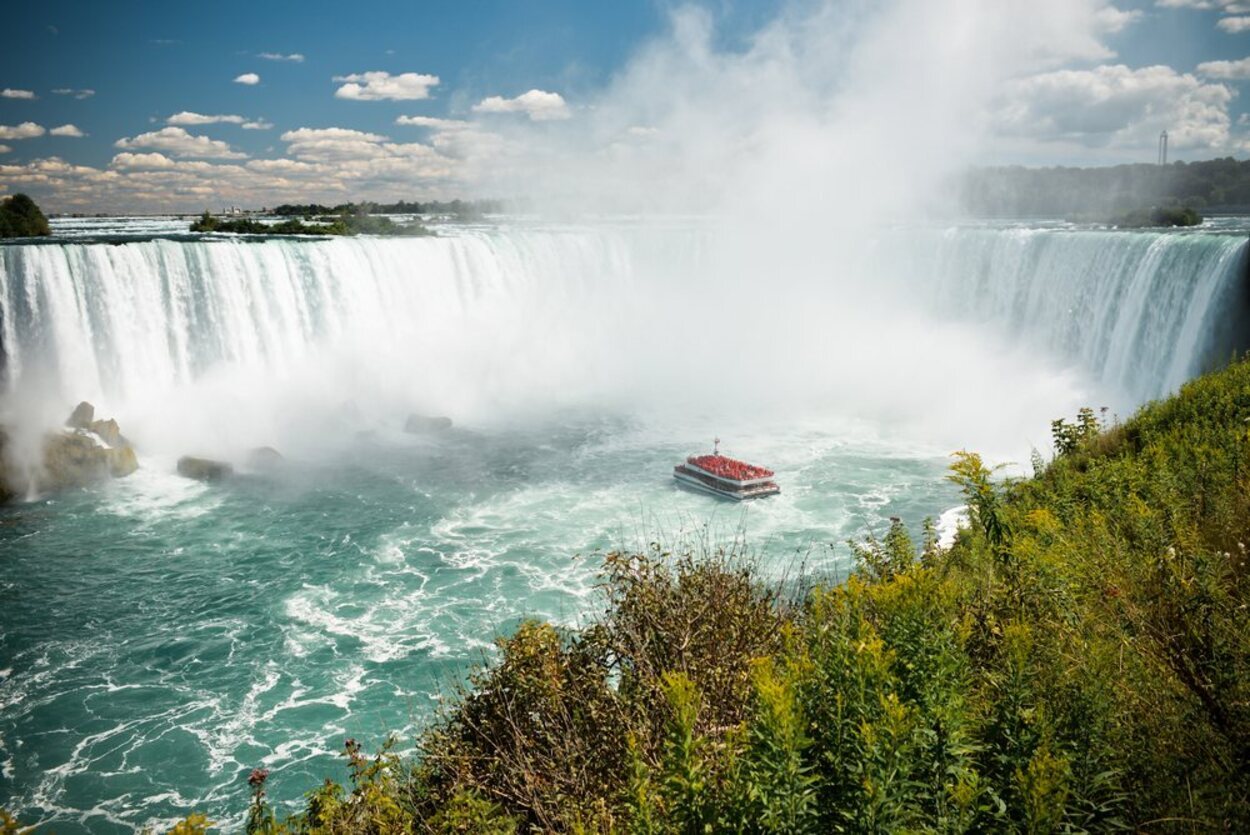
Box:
[673,466,780,500]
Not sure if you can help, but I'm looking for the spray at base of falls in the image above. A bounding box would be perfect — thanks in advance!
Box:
[0,222,1246,466]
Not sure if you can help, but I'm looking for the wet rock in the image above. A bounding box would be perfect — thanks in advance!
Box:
[177,456,233,481]
[247,446,284,470]
[0,404,139,501]
[404,414,453,434]
[88,418,125,448]
[67,401,96,429]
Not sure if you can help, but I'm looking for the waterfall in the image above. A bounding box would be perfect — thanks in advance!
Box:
[0,224,1245,452]
[916,227,1249,402]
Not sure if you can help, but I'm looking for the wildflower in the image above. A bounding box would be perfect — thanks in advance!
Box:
[248,767,269,788]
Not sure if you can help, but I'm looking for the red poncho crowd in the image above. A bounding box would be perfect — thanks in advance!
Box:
[687,455,775,482]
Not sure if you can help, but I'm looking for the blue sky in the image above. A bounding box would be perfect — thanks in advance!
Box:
[2,0,1249,211]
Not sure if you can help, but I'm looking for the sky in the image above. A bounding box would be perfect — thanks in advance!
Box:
[1,0,1249,212]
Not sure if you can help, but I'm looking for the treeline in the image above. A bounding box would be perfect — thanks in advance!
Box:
[962,156,1250,217]
[267,199,504,217]
[0,193,50,238]
[101,356,1250,833]
[190,211,432,237]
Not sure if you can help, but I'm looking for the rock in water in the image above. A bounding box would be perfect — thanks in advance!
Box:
[177,456,233,481]
[67,401,95,429]
[89,418,124,448]
[0,403,139,501]
[247,446,284,470]
[404,414,453,434]
[109,445,138,478]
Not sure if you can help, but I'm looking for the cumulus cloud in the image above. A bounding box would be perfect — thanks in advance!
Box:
[166,112,273,130]
[0,122,46,140]
[333,71,439,101]
[1,89,36,100]
[472,89,571,121]
[1218,15,1250,29]
[259,52,304,62]
[167,112,246,126]
[234,73,260,85]
[995,64,1237,151]
[395,115,471,129]
[51,88,94,99]
[1198,55,1250,78]
[279,126,391,161]
[1094,6,1142,31]
[115,126,247,159]
[110,152,178,170]
[50,124,85,137]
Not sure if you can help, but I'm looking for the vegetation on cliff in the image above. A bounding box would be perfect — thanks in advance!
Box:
[268,199,504,218]
[0,193,51,238]
[190,211,432,237]
[1110,205,1203,228]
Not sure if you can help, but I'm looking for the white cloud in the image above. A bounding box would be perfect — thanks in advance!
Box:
[168,112,246,126]
[333,71,439,101]
[110,152,178,170]
[1218,14,1250,29]
[281,127,388,143]
[0,122,46,140]
[259,52,304,62]
[1,89,36,100]
[51,88,94,99]
[472,89,571,121]
[1095,6,1143,32]
[234,73,260,85]
[1157,0,1250,9]
[50,124,85,137]
[167,112,273,130]
[395,115,471,129]
[995,64,1238,152]
[280,126,390,162]
[1198,55,1250,78]
[115,126,247,159]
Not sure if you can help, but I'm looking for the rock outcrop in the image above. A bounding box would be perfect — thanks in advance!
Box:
[177,456,233,481]
[0,402,140,501]
[404,413,453,434]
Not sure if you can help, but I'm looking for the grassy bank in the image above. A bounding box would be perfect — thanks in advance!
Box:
[10,360,1250,833]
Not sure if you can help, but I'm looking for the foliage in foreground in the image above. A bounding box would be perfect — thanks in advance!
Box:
[16,358,1244,833]
[0,193,51,238]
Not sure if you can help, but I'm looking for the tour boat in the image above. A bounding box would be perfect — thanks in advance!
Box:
[673,440,780,500]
